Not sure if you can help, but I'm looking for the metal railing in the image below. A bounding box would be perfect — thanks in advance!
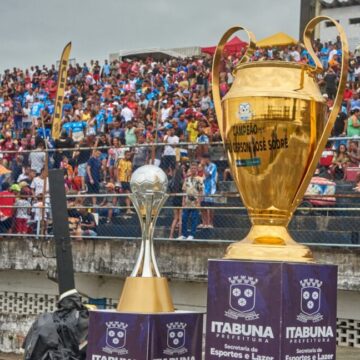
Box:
[0,137,360,247]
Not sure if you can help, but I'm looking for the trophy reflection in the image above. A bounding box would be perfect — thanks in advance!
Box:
[117,165,174,313]
[212,16,348,262]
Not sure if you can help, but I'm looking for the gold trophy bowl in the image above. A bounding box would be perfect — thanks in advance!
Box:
[212,17,348,262]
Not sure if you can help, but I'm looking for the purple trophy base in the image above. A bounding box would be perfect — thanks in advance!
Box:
[86,310,203,360]
[205,260,337,360]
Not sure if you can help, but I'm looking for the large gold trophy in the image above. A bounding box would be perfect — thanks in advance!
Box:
[213,17,348,262]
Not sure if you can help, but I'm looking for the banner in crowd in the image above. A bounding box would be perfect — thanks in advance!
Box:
[52,41,72,140]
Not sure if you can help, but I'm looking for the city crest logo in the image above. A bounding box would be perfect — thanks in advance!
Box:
[163,322,188,356]
[102,321,128,355]
[225,276,259,321]
[297,278,323,323]
[238,102,252,121]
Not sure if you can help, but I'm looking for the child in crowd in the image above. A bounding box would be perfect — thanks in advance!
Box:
[117,150,133,215]
[14,188,31,234]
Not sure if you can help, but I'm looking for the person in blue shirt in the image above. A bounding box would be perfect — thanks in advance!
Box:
[101,60,111,78]
[110,120,125,141]
[13,98,24,136]
[45,100,54,115]
[200,153,217,229]
[95,109,106,133]
[177,114,188,130]
[320,44,329,70]
[86,149,102,207]
[30,98,45,120]
[62,117,73,135]
[106,109,113,125]
[301,49,315,67]
[62,98,73,113]
[69,120,87,142]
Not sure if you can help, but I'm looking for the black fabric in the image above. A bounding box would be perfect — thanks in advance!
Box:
[23,292,89,360]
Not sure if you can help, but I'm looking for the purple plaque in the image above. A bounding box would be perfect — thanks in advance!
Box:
[86,310,203,360]
[205,260,337,360]
[282,263,337,359]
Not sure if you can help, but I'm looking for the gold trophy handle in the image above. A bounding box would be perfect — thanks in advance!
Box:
[291,16,349,211]
[212,26,256,141]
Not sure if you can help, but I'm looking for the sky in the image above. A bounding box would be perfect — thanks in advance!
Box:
[0,0,301,71]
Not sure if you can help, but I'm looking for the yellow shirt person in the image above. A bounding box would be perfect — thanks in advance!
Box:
[187,119,199,143]
[117,158,132,183]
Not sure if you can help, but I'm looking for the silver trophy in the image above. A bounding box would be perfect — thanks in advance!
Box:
[117,165,174,312]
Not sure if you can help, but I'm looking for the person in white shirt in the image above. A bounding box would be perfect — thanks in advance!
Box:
[25,89,34,107]
[162,126,179,176]
[29,142,46,174]
[161,101,173,122]
[30,168,49,196]
[290,46,300,62]
[121,104,134,122]
[328,45,338,62]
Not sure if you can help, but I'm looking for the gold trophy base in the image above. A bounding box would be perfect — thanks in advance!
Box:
[224,225,314,262]
[117,277,174,313]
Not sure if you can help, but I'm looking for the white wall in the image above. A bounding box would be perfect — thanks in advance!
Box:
[319,5,360,50]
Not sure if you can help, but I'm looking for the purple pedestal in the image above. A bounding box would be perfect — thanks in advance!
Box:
[205,260,337,360]
[86,310,203,360]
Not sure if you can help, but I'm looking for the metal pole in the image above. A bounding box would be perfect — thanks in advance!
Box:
[40,115,49,237]
[151,100,161,163]
[48,169,76,294]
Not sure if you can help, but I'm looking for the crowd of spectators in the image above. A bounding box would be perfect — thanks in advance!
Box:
[0,35,359,238]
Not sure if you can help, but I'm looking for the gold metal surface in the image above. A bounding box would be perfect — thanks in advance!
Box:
[212,17,348,262]
[117,277,174,313]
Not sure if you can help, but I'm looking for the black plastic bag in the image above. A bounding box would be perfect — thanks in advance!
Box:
[23,291,89,360]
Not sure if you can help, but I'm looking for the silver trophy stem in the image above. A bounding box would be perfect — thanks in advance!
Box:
[130,192,168,278]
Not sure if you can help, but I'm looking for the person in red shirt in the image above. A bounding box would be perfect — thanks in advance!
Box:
[343,84,353,102]
[2,132,17,166]
[0,182,16,233]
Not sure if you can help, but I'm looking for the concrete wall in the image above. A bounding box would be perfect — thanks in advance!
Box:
[319,5,360,50]
[0,238,359,353]
[0,238,359,289]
